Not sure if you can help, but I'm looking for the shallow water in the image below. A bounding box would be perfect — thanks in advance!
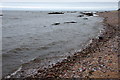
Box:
[2,11,104,77]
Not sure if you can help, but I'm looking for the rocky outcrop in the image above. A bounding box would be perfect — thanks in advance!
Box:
[82,12,93,16]
[48,12,64,14]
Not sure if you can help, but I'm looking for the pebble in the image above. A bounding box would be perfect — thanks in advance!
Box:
[78,68,83,72]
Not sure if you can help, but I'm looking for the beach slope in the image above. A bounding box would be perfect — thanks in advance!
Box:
[28,11,119,78]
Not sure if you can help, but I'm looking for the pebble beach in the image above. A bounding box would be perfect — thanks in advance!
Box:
[27,11,119,79]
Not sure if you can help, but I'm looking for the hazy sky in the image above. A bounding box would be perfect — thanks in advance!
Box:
[0,0,119,11]
[1,2,118,11]
[1,0,120,2]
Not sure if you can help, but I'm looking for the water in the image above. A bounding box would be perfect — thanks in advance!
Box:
[2,11,104,77]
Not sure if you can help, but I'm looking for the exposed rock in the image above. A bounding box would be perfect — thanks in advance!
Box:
[0,14,3,16]
[67,11,77,13]
[98,36,103,40]
[83,18,88,20]
[83,12,93,16]
[118,8,120,11]
[43,26,47,27]
[52,22,60,25]
[77,15,84,17]
[48,12,64,14]
[64,21,77,24]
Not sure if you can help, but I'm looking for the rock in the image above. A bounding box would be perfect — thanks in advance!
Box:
[98,36,103,40]
[52,22,60,25]
[105,11,109,13]
[70,11,77,13]
[118,8,120,11]
[77,15,84,17]
[98,56,102,59]
[83,12,93,16]
[83,18,88,20]
[48,12,64,14]
[64,21,77,24]
[0,14,3,16]
[89,70,94,75]
[44,26,47,27]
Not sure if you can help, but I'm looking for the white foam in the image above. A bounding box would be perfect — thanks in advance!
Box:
[6,66,22,78]
[93,14,99,17]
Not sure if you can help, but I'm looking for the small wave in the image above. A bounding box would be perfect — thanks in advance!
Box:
[37,46,49,50]
[7,47,30,53]
[6,66,22,79]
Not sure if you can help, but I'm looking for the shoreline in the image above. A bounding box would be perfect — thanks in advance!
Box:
[28,11,119,78]
[4,10,119,79]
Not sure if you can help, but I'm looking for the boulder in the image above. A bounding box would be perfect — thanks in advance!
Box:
[83,12,93,16]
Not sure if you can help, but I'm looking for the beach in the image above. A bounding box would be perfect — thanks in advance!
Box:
[25,11,119,78]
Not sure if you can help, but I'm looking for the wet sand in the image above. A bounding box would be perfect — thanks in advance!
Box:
[27,11,119,78]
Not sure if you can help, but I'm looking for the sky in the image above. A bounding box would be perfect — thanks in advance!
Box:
[0,0,119,11]
[1,0,120,2]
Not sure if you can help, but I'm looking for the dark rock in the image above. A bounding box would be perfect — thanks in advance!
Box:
[44,26,47,27]
[83,12,93,16]
[118,8,120,11]
[89,70,94,75]
[117,54,120,57]
[0,14,3,16]
[77,15,84,17]
[105,11,110,13]
[83,18,88,20]
[38,70,43,73]
[108,36,111,39]
[67,11,77,13]
[64,21,77,24]
[72,58,75,61]
[67,56,71,59]
[21,70,24,73]
[71,11,77,13]
[52,22,60,25]
[98,36,103,40]
[48,12,64,14]
[98,56,102,58]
